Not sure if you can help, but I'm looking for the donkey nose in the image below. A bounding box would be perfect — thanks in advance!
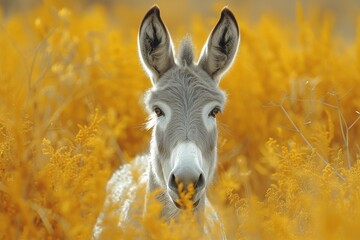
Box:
[168,171,205,193]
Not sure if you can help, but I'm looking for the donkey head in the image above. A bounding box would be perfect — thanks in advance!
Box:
[139,6,239,211]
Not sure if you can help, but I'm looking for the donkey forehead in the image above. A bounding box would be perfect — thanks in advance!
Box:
[145,67,226,109]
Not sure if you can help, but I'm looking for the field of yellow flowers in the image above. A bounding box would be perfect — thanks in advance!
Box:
[0,0,359,239]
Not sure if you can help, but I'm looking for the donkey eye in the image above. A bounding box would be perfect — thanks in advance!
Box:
[154,107,164,117]
[209,107,221,118]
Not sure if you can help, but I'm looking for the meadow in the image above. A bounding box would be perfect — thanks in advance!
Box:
[0,0,359,239]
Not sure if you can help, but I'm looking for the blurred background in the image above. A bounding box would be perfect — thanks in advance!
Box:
[1,0,359,40]
[0,0,359,239]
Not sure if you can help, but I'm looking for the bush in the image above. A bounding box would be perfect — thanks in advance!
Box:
[0,1,359,239]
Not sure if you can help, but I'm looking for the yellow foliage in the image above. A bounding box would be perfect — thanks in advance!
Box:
[0,1,359,239]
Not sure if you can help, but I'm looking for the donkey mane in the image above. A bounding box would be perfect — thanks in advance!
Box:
[178,37,194,66]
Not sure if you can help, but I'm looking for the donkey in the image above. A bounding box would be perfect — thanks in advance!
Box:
[93,5,239,239]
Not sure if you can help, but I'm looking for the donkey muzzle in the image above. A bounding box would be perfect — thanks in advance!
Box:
[167,142,205,209]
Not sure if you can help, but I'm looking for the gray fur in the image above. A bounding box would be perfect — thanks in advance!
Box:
[138,6,175,83]
[94,6,239,240]
[145,67,226,154]
[198,8,240,83]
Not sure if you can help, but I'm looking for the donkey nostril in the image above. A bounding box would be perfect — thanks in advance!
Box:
[169,173,178,192]
[169,172,205,193]
[195,173,205,191]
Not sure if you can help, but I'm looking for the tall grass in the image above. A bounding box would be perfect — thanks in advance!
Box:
[0,1,359,239]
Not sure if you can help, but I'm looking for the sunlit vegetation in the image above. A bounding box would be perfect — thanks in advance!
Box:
[0,1,359,239]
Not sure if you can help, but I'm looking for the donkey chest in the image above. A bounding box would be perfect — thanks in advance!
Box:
[107,156,148,222]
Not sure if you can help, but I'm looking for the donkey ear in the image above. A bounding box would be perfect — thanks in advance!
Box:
[198,8,240,83]
[138,6,175,84]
